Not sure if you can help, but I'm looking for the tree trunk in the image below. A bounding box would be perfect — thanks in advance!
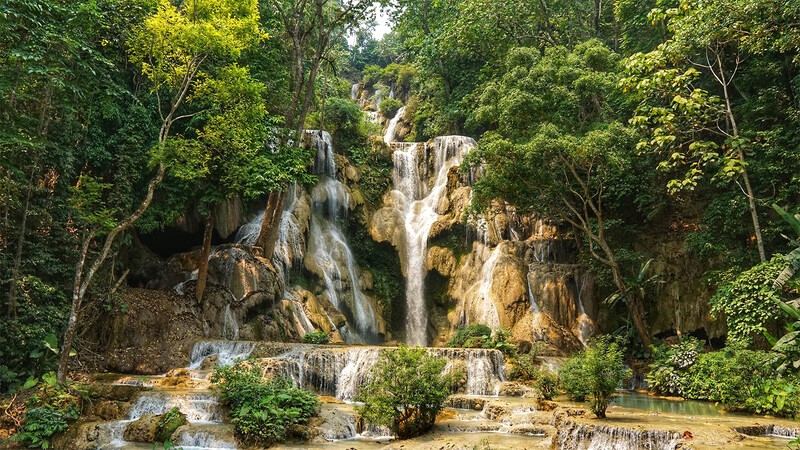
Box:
[607,251,652,347]
[7,174,34,318]
[195,209,214,302]
[57,164,166,382]
[57,233,92,382]
[626,292,652,348]
[717,52,766,262]
[254,191,285,261]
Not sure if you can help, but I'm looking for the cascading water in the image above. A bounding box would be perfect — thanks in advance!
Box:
[257,344,506,400]
[305,131,380,343]
[384,106,406,143]
[391,136,476,345]
[556,421,680,450]
[471,244,503,329]
[188,340,255,369]
[350,82,359,101]
[573,270,595,346]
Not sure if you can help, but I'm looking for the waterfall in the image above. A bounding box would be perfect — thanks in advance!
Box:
[175,429,236,449]
[383,106,406,143]
[350,82,359,101]
[129,392,223,423]
[556,421,680,450]
[258,344,505,400]
[305,131,379,343]
[473,245,503,329]
[188,340,255,369]
[392,137,476,345]
[574,270,595,346]
[221,304,238,341]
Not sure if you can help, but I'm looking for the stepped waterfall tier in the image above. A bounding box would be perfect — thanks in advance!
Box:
[390,136,477,345]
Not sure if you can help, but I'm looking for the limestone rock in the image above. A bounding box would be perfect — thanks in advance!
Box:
[426,245,456,276]
[123,414,160,443]
[213,196,245,239]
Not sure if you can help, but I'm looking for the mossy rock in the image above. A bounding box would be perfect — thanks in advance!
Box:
[155,407,188,442]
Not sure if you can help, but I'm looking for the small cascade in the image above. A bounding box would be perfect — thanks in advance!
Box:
[255,343,505,400]
[392,136,476,345]
[189,340,255,369]
[526,261,597,350]
[463,244,503,329]
[129,392,223,423]
[305,130,380,343]
[221,304,238,341]
[383,106,406,143]
[556,421,680,450]
[573,271,595,346]
[350,82,359,100]
[174,429,237,449]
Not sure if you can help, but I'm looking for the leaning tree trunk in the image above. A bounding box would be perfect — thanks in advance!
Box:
[606,250,652,348]
[254,191,285,261]
[195,209,214,301]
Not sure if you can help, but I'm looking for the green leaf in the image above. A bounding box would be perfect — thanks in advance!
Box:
[23,376,38,390]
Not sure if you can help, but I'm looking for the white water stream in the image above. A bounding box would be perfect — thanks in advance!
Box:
[391,136,476,345]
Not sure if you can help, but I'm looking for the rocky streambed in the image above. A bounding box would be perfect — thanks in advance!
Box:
[54,340,799,450]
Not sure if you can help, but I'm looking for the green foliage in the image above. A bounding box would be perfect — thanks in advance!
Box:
[10,378,83,448]
[356,346,452,439]
[211,362,319,446]
[302,331,330,344]
[768,204,800,372]
[379,97,403,119]
[11,404,78,449]
[559,337,631,418]
[647,340,800,417]
[508,353,558,400]
[709,257,785,346]
[447,324,516,355]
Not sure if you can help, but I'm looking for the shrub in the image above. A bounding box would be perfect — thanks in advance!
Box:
[709,257,784,346]
[356,346,452,439]
[646,341,800,417]
[10,375,83,448]
[302,331,330,344]
[379,97,403,118]
[448,323,492,348]
[508,353,558,400]
[447,324,516,355]
[559,337,631,418]
[212,363,320,446]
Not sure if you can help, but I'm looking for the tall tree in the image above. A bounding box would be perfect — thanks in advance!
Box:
[57,0,263,381]
[253,0,375,259]
[467,41,656,346]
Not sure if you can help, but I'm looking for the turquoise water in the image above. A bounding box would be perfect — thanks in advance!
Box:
[610,391,724,416]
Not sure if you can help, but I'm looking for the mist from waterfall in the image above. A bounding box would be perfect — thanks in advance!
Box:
[391,136,476,346]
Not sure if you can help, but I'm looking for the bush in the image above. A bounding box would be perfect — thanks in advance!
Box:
[646,341,800,417]
[447,324,516,355]
[356,346,452,439]
[302,331,330,344]
[379,97,403,118]
[212,363,320,446]
[10,375,83,448]
[508,353,558,400]
[559,337,631,418]
[709,257,785,346]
